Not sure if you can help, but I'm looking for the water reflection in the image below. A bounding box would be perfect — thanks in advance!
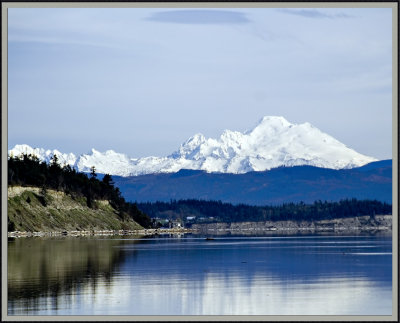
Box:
[8,234,392,315]
[8,236,139,314]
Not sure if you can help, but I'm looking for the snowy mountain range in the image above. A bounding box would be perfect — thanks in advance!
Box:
[9,116,378,177]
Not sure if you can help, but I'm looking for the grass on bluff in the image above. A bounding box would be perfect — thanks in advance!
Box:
[8,188,143,232]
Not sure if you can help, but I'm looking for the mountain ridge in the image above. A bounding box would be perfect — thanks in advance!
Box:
[112,161,392,205]
[9,116,377,177]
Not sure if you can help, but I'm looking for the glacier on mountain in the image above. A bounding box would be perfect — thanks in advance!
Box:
[8,116,378,177]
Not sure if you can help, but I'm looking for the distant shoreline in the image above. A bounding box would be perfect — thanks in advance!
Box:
[8,228,195,238]
[8,215,392,238]
[191,215,392,235]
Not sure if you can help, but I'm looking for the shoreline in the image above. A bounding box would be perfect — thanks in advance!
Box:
[7,215,392,238]
[191,215,392,235]
[8,228,195,238]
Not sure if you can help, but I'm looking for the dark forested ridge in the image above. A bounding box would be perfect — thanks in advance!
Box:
[8,154,152,228]
[113,161,392,205]
[137,198,392,225]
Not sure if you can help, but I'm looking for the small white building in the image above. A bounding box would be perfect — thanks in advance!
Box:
[170,221,183,229]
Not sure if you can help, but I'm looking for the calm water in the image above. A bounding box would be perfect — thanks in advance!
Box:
[8,233,392,316]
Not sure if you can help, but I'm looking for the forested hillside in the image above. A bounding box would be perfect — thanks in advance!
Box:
[8,154,152,228]
[113,162,392,205]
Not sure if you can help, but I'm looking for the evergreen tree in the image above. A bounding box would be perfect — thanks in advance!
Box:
[90,166,97,179]
[50,154,59,167]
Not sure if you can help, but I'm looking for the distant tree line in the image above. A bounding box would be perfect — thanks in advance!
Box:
[137,198,392,224]
[8,153,152,228]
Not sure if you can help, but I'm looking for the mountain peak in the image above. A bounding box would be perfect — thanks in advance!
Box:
[259,115,289,124]
[246,115,293,138]
[8,116,378,176]
[187,133,206,142]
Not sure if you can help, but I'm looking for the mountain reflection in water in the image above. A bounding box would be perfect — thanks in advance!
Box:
[8,234,392,315]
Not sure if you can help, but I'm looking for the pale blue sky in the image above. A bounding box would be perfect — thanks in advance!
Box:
[8,7,393,159]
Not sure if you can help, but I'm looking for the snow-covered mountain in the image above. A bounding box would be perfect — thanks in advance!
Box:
[8,145,77,167]
[9,116,378,177]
